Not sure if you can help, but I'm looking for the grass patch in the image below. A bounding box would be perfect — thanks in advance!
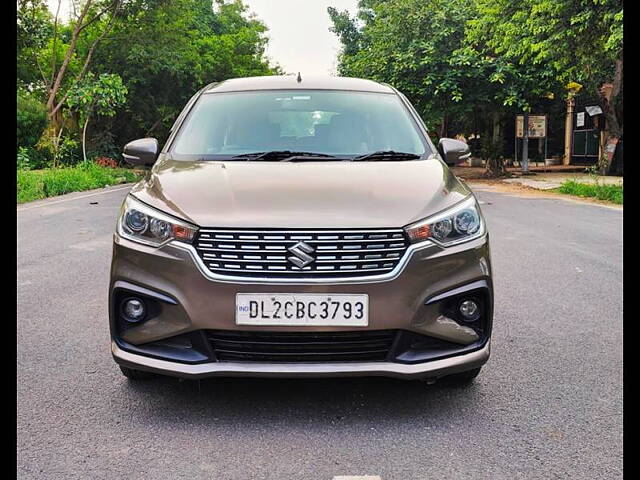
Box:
[556,180,623,204]
[17,162,142,204]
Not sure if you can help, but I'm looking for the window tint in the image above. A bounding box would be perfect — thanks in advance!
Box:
[171,90,427,158]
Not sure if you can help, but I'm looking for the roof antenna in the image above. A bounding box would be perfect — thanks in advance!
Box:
[296,72,302,83]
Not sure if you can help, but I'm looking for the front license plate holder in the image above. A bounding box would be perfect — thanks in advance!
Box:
[235,293,369,326]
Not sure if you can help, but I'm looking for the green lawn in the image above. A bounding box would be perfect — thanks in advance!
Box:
[17,163,142,204]
[556,180,623,205]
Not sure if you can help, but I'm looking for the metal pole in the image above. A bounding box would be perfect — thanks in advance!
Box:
[522,112,529,173]
[545,136,548,165]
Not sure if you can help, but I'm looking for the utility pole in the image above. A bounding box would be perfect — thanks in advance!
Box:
[563,97,575,165]
[522,112,529,173]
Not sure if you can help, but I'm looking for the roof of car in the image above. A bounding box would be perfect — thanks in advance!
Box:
[205,75,395,94]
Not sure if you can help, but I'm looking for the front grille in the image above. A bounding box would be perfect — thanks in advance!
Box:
[207,330,397,362]
[193,228,409,278]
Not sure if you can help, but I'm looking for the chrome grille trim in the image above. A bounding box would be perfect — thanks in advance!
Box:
[193,228,410,279]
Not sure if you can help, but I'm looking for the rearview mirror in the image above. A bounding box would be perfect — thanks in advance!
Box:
[438,138,471,166]
[123,138,159,166]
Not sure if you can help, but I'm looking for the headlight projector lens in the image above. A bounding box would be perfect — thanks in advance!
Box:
[459,299,480,322]
[454,209,480,234]
[431,218,453,240]
[125,209,148,233]
[122,298,146,323]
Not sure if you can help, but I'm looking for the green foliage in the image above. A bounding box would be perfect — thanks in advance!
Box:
[329,0,475,132]
[88,128,120,160]
[90,0,277,146]
[327,0,540,138]
[34,132,81,167]
[17,0,54,88]
[57,137,82,165]
[468,0,623,96]
[17,90,48,148]
[329,0,622,143]
[557,180,622,204]
[17,0,278,185]
[67,72,128,161]
[67,73,128,122]
[17,147,33,171]
[17,162,142,203]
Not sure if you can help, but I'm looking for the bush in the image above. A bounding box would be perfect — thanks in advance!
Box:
[88,127,121,160]
[17,91,48,148]
[17,146,49,170]
[557,180,623,204]
[17,162,142,203]
[35,133,82,167]
[57,137,81,165]
[17,147,32,170]
[94,156,119,168]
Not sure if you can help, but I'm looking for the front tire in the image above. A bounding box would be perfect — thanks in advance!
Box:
[119,365,155,380]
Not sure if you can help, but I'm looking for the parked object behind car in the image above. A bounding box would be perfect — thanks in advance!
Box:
[110,75,493,384]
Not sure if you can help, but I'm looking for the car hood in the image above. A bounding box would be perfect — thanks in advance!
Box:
[130,156,470,228]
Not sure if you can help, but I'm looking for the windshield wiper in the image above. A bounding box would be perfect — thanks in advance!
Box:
[352,150,421,162]
[232,150,338,161]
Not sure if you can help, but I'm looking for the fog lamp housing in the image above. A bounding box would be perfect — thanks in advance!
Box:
[121,297,146,323]
[458,299,480,322]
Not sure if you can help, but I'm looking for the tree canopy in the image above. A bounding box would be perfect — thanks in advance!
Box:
[329,0,623,172]
[16,0,279,167]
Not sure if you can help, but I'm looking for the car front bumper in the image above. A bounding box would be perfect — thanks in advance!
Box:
[109,232,493,380]
[112,339,490,380]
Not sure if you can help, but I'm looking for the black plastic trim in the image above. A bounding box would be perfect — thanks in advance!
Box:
[424,279,490,305]
[112,280,178,305]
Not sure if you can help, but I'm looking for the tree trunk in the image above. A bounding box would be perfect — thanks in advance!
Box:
[46,0,93,117]
[485,111,505,176]
[82,114,91,163]
[598,57,623,175]
[439,113,448,139]
[522,112,529,173]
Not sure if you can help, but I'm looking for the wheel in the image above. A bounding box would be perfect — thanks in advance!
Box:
[440,367,482,386]
[119,365,155,380]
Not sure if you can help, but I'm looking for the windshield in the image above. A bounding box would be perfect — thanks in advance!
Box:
[170,89,429,159]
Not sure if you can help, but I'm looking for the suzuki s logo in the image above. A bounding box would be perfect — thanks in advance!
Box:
[287,241,315,268]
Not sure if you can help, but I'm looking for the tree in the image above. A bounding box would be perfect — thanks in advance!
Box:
[45,0,123,123]
[468,0,623,173]
[66,73,127,162]
[328,0,560,176]
[90,0,277,147]
[329,0,490,139]
[17,0,53,91]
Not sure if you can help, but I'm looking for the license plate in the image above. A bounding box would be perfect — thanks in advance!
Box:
[236,293,369,326]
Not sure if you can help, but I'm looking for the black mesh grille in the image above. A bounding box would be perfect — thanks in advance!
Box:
[193,228,409,279]
[207,330,398,362]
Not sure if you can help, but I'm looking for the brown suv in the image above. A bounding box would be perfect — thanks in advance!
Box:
[110,75,493,384]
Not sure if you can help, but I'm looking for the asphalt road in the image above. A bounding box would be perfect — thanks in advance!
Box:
[17,185,622,479]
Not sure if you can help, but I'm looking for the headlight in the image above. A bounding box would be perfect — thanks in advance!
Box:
[404,196,485,246]
[117,195,198,247]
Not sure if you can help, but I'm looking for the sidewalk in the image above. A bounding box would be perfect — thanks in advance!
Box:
[453,167,623,191]
[504,172,623,190]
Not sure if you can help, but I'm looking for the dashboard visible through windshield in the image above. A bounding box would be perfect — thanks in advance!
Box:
[169,89,429,160]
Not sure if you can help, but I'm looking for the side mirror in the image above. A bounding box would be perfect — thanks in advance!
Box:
[123,138,159,166]
[438,138,471,166]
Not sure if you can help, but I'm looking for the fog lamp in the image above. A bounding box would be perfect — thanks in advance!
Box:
[122,298,146,323]
[459,299,480,322]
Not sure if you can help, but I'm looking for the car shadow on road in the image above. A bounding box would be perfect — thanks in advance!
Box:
[117,375,487,429]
